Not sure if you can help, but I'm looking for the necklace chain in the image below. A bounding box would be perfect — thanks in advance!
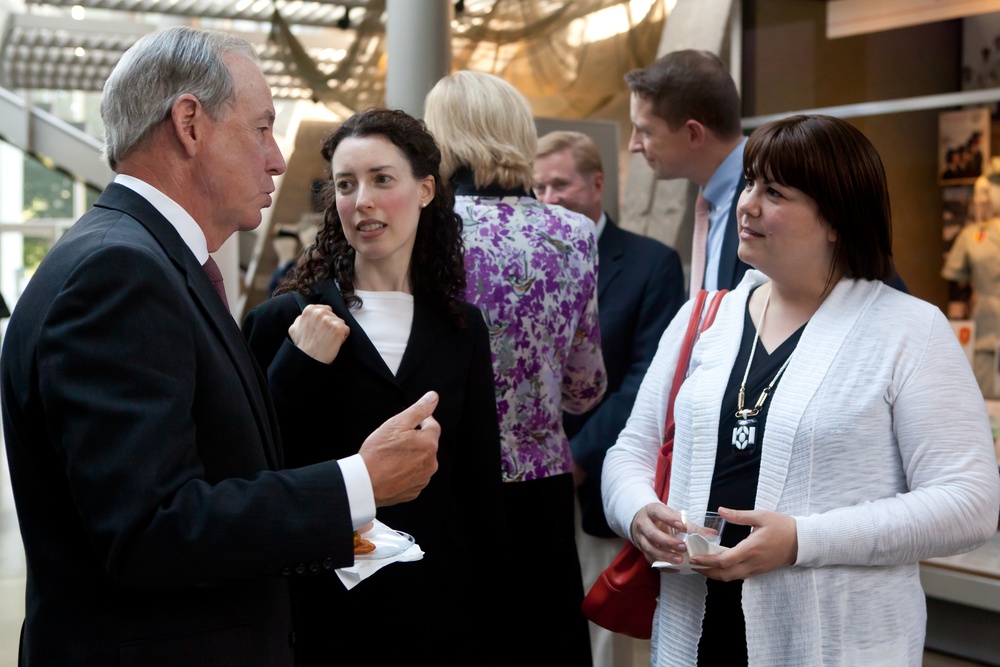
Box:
[735,288,794,420]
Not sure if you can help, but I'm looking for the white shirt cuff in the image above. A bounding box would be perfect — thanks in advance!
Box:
[339,454,376,529]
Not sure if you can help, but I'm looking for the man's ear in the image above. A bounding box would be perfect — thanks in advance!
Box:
[170,94,203,158]
[591,170,605,197]
[685,119,707,149]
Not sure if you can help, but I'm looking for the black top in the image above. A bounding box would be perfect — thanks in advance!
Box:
[699,289,805,665]
[708,290,804,546]
[449,166,532,198]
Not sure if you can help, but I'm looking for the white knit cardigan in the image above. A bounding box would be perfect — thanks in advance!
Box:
[602,271,1000,667]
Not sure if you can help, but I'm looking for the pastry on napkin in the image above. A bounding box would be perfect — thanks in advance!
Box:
[336,518,423,590]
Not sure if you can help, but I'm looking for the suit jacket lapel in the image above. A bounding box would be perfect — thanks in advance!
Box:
[596,216,624,299]
[309,282,437,387]
[95,184,282,469]
[395,295,442,385]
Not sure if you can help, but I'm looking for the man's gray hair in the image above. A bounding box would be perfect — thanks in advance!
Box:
[100,26,258,170]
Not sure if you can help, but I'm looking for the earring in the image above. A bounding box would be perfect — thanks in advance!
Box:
[420,201,427,208]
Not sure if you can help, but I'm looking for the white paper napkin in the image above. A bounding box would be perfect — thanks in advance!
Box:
[685,532,725,557]
[336,518,423,590]
[652,533,727,574]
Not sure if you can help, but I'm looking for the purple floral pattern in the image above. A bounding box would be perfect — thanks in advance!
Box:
[457,195,606,482]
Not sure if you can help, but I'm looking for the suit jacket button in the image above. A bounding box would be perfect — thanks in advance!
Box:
[280,567,291,576]
[288,631,296,647]
[294,563,306,575]
[309,561,321,573]
[323,558,334,570]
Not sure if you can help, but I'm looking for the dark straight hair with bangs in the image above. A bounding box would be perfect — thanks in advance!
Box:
[743,114,894,283]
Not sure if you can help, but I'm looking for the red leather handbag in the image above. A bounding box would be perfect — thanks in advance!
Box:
[581,289,727,639]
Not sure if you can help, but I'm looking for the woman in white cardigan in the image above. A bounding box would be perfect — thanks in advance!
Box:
[602,114,1000,667]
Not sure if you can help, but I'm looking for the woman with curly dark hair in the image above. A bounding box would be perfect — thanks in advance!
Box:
[242,107,505,665]
[276,109,468,324]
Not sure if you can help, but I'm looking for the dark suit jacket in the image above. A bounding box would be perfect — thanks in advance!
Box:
[0,184,355,666]
[563,219,685,537]
[714,175,754,292]
[242,286,505,662]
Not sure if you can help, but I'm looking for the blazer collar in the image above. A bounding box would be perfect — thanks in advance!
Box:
[96,184,221,314]
[308,281,443,386]
[309,282,402,384]
[450,166,532,198]
[596,216,624,296]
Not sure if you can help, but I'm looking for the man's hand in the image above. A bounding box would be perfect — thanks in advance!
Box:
[288,304,350,364]
[359,391,441,506]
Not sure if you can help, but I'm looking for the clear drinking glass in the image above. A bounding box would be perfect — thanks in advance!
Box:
[678,510,726,546]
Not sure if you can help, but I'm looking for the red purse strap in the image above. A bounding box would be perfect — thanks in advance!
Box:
[654,289,727,494]
[664,289,726,430]
[666,290,707,429]
[701,289,726,332]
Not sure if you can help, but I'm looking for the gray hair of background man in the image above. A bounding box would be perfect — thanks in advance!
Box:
[624,49,742,140]
[536,130,604,177]
[100,26,259,171]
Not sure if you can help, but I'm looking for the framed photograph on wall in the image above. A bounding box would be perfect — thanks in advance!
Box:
[939,108,990,185]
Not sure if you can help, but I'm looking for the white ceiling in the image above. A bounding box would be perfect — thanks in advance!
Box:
[1,0,373,103]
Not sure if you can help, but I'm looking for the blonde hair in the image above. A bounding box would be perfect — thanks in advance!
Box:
[424,70,536,190]
[536,130,603,177]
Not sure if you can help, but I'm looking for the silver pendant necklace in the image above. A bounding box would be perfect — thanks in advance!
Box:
[732,288,793,452]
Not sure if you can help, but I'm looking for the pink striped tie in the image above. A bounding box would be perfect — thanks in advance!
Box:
[203,256,230,312]
[690,191,710,298]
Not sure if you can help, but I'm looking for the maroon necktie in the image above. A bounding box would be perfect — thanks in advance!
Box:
[202,256,230,312]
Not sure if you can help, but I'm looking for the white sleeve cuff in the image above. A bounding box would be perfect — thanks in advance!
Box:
[339,454,376,529]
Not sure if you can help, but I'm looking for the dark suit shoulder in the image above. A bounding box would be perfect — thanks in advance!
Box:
[48,204,152,257]
[621,230,680,257]
[602,219,680,258]
[611,227,681,266]
[244,291,303,326]
[244,283,350,333]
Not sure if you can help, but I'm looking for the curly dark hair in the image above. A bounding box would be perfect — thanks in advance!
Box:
[277,107,468,328]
